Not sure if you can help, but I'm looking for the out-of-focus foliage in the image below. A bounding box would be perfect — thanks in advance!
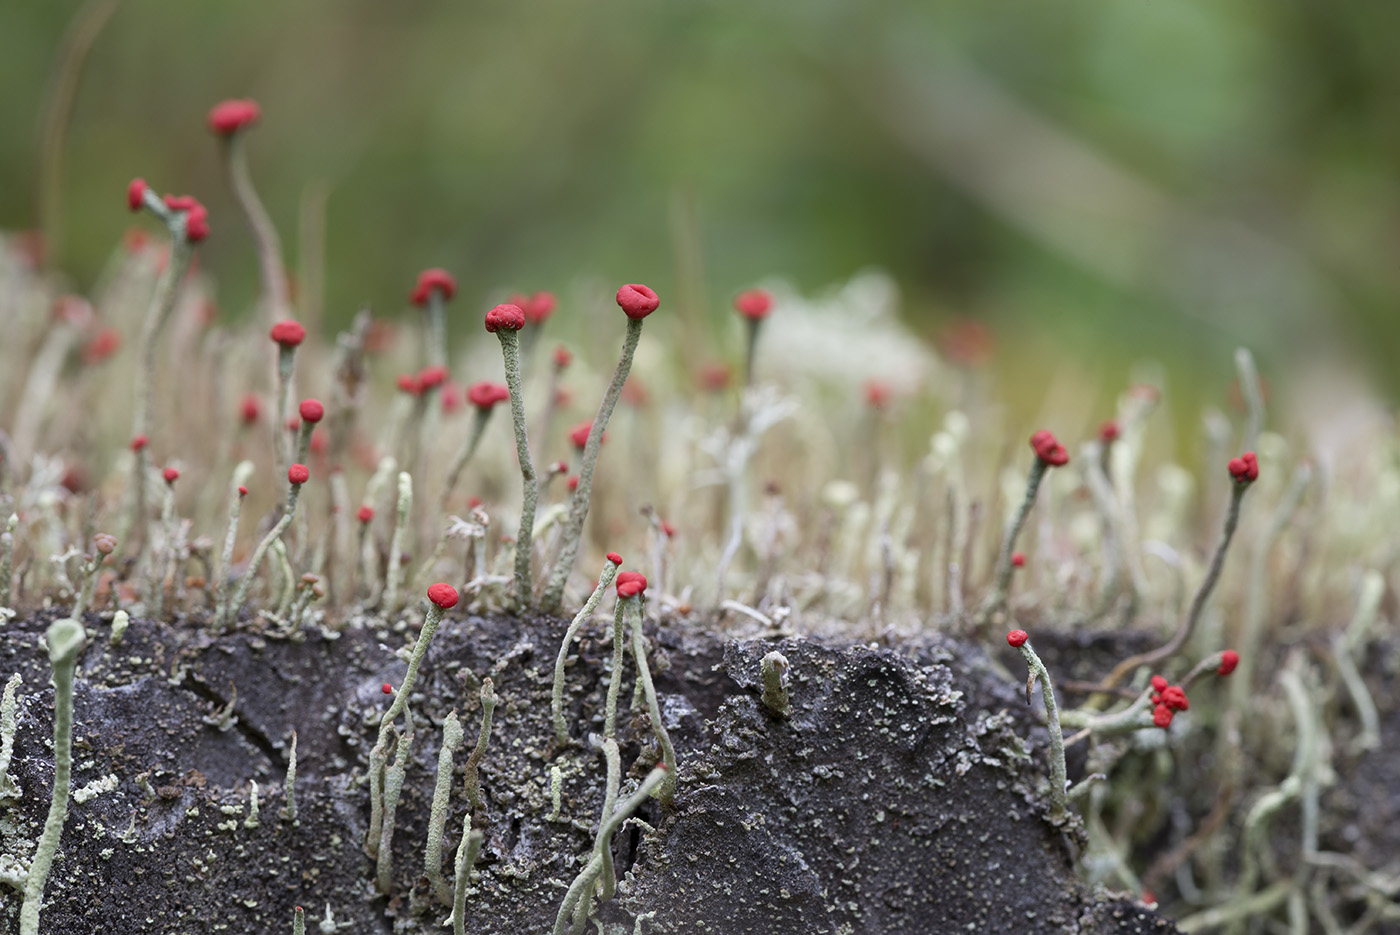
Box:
[4,0,1400,400]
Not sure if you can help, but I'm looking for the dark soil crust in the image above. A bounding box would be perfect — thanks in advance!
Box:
[0,609,1180,934]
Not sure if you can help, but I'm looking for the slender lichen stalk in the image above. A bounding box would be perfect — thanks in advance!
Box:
[0,513,15,610]
[1006,630,1068,823]
[0,673,20,800]
[486,308,538,612]
[463,678,496,814]
[541,284,657,613]
[552,554,622,746]
[376,728,413,893]
[223,466,309,627]
[19,618,85,935]
[292,905,305,935]
[125,190,196,559]
[72,532,115,620]
[621,580,676,803]
[213,462,255,628]
[1102,460,1254,689]
[281,730,298,823]
[980,430,1067,627]
[382,472,412,615]
[215,112,289,327]
[426,711,465,904]
[366,583,457,858]
[551,764,668,935]
[450,827,485,935]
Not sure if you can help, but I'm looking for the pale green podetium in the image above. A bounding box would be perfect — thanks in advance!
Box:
[0,673,21,799]
[109,609,129,645]
[381,472,412,615]
[760,651,791,718]
[376,729,414,894]
[281,731,298,823]
[552,557,623,746]
[547,765,563,822]
[463,678,496,813]
[244,780,261,828]
[292,905,305,935]
[622,593,676,803]
[450,827,485,935]
[425,711,465,904]
[19,618,85,935]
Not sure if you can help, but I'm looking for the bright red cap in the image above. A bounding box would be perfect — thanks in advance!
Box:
[1006,629,1029,648]
[427,582,459,609]
[1099,420,1120,443]
[553,345,572,369]
[616,283,659,319]
[237,485,248,497]
[127,178,148,212]
[510,291,556,324]
[1218,650,1239,676]
[396,373,422,396]
[381,683,393,694]
[207,99,261,135]
[1150,675,1168,693]
[410,268,457,305]
[606,552,623,565]
[616,571,648,598]
[131,434,149,451]
[467,381,510,410]
[864,381,891,410]
[270,319,306,347]
[1228,451,1259,484]
[733,288,773,320]
[1160,685,1189,711]
[288,463,310,485]
[162,467,180,483]
[418,365,448,391]
[484,303,525,333]
[1030,429,1069,467]
[298,399,324,423]
[357,505,374,523]
[82,328,122,365]
[566,475,579,491]
[1153,704,1174,728]
[183,202,210,242]
[1011,552,1025,568]
[240,394,261,424]
[569,421,594,450]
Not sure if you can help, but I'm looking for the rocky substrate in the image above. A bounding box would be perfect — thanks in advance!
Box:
[0,608,1179,934]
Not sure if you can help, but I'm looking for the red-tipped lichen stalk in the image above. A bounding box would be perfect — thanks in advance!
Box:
[617,572,676,802]
[208,99,288,325]
[733,287,773,387]
[1006,629,1068,822]
[123,180,208,559]
[552,552,623,746]
[410,268,456,370]
[979,429,1069,627]
[269,320,306,477]
[213,465,253,629]
[222,464,310,628]
[485,303,537,611]
[540,284,659,613]
[366,583,458,859]
[1102,453,1257,688]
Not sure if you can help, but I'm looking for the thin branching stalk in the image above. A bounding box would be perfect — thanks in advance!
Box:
[439,407,493,515]
[220,130,289,326]
[376,728,413,894]
[382,472,412,615]
[541,318,644,613]
[552,557,622,746]
[1103,480,1251,689]
[223,474,306,627]
[979,458,1048,628]
[623,594,676,803]
[1009,633,1068,822]
[213,463,254,627]
[450,827,485,935]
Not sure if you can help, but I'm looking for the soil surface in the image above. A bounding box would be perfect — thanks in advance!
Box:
[0,608,1180,934]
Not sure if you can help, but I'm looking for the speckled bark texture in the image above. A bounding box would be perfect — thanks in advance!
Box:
[0,610,1179,935]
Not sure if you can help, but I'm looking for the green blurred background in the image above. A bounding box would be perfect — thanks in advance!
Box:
[3,0,1398,403]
